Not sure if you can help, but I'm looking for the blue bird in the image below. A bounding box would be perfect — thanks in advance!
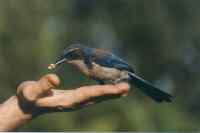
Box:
[48,44,173,103]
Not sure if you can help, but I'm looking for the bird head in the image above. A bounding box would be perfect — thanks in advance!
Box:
[48,44,84,70]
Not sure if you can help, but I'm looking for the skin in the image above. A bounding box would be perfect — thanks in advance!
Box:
[0,73,130,131]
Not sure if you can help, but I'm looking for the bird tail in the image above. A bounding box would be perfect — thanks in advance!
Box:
[128,72,173,103]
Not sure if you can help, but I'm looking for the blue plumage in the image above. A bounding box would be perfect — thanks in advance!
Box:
[53,44,173,103]
[83,47,135,73]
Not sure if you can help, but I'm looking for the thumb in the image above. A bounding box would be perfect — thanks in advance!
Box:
[17,74,60,103]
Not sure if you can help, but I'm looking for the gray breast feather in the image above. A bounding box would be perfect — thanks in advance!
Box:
[68,60,129,81]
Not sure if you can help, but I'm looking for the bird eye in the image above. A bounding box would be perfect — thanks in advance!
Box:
[68,53,78,60]
[69,54,74,58]
[64,50,80,60]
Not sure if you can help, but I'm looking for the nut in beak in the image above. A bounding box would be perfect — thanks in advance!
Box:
[48,64,56,70]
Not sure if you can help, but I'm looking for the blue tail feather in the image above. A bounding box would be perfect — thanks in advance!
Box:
[128,72,173,102]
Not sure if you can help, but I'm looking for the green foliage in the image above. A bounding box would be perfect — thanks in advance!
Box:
[0,0,199,131]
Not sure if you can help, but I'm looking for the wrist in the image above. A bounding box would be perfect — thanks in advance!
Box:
[0,96,33,131]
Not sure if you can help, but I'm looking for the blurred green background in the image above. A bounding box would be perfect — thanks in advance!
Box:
[0,0,200,131]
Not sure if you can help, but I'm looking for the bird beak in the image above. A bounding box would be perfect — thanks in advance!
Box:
[48,58,67,70]
[55,58,67,66]
[48,49,75,70]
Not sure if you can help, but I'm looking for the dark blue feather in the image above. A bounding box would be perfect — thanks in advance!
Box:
[85,48,135,73]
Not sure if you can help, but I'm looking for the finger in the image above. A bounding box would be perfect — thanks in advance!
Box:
[37,74,60,92]
[35,83,130,110]
[17,74,60,103]
[75,82,130,101]
[65,83,130,107]
[78,83,130,105]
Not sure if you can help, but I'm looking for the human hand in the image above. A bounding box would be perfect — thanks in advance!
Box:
[17,74,130,115]
[0,73,130,131]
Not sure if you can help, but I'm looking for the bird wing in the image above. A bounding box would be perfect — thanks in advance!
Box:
[93,49,135,73]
